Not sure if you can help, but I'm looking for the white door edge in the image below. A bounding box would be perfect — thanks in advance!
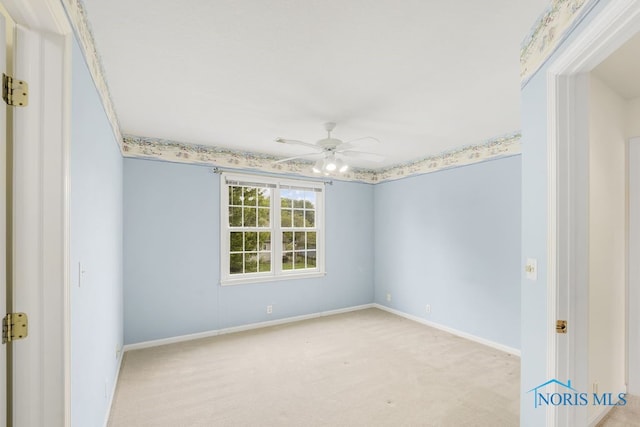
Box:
[1,0,71,425]
[628,137,640,396]
[0,9,8,426]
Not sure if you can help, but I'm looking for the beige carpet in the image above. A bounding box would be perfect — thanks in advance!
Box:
[597,394,640,426]
[108,308,520,426]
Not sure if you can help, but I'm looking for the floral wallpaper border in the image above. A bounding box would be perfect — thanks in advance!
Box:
[520,0,599,85]
[122,135,378,182]
[372,133,521,183]
[62,0,123,147]
[123,133,521,184]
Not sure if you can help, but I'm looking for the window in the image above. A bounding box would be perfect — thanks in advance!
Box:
[221,173,325,285]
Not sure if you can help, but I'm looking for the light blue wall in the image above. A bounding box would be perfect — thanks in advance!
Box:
[70,39,123,427]
[123,158,374,344]
[373,156,522,349]
[519,1,608,425]
[520,63,551,427]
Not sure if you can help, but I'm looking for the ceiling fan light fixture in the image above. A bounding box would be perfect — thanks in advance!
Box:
[334,158,348,174]
[276,122,383,175]
[312,159,324,174]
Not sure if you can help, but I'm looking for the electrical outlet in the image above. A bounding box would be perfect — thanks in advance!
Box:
[425,304,431,314]
[386,293,391,302]
[267,305,273,314]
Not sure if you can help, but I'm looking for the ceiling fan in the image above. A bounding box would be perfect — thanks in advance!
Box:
[274,122,384,174]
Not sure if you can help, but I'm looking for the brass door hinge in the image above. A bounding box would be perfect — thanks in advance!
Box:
[2,73,29,107]
[2,313,28,344]
[556,319,567,334]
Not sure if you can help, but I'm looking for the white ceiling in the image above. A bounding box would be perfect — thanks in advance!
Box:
[593,31,640,100]
[81,0,549,169]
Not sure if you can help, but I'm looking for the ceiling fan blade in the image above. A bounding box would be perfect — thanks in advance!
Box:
[275,138,322,151]
[339,150,386,163]
[274,152,324,164]
[342,136,381,148]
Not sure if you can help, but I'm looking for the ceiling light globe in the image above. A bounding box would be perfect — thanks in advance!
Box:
[312,159,323,173]
[339,163,349,173]
[334,158,347,173]
[325,160,337,172]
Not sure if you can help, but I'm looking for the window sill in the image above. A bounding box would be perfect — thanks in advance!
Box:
[220,271,326,286]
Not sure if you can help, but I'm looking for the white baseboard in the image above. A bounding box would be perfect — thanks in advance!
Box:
[123,327,221,352]
[122,303,374,352]
[373,303,521,356]
[122,303,520,357]
[103,348,124,427]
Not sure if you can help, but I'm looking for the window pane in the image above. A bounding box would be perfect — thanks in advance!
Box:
[293,199,304,209]
[258,232,271,251]
[281,190,293,207]
[293,209,304,227]
[245,253,258,273]
[258,189,271,207]
[230,186,243,206]
[243,207,257,227]
[243,188,257,206]
[308,251,317,268]
[230,232,243,251]
[294,232,305,250]
[281,209,292,227]
[307,232,316,249]
[283,232,293,250]
[282,252,293,270]
[245,232,257,251]
[230,254,243,274]
[258,208,270,227]
[229,207,242,227]
[258,253,271,272]
[305,210,315,227]
[293,252,305,269]
[305,191,316,208]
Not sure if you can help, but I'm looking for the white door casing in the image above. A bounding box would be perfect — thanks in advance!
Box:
[546,1,640,426]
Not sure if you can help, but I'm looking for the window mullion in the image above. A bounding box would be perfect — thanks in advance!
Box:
[274,186,282,275]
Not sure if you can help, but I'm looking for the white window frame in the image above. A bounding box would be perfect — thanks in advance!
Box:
[220,172,326,285]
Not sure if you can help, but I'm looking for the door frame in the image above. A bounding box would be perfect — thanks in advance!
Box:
[2,0,71,425]
[546,1,640,426]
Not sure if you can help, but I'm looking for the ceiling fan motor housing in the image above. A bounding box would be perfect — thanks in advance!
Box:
[317,138,341,151]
